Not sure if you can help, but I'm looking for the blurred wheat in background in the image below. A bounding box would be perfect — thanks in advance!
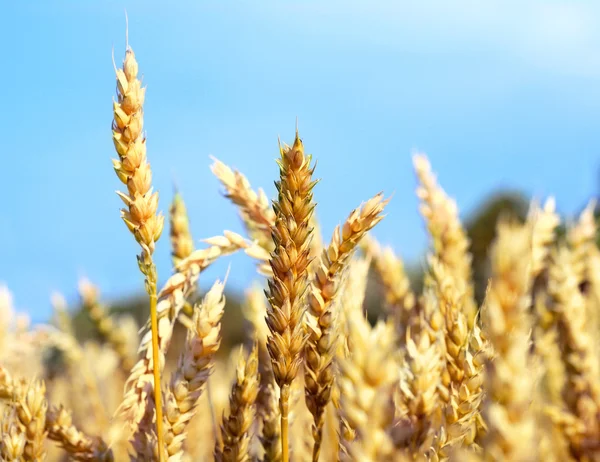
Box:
[3,28,600,462]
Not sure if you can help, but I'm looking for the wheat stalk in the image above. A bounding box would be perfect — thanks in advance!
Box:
[264,130,317,462]
[304,193,388,460]
[111,42,166,458]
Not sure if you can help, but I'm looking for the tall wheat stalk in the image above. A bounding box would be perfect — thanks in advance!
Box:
[111,44,165,459]
[265,131,316,462]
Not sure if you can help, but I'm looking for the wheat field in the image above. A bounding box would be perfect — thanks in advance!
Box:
[1,38,599,462]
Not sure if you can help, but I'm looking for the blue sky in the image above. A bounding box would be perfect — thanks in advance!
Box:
[2,1,600,321]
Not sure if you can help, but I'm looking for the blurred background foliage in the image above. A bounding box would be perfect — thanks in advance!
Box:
[65,187,599,351]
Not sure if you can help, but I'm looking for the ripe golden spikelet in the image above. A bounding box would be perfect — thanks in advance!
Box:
[215,344,260,462]
[547,246,600,459]
[307,212,325,276]
[12,379,47,461]
[304,192,388,460]
[413,154,476,327]
[339,318,397,461]
[480,221,538,462]
[169,191,195,268]
[78,278,135,372]
[259,384,282,462]
[426,258,484,454]
[242,285,270,349]
[361,236,416,342]
[0,406,26,461]
[161,280,226,459]
[46,406,114,462]
[265,131,316,461]
[395,299,444,454]
[112,47,163,270]
[211,157,276,253]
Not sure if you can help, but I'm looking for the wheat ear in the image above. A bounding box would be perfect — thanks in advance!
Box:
[547,246,600,459]
[47,406,114,462]
[169,190,195,268]
[215,343,260,462]
[304,193,388,460]
[211,157,276,252]
[414,153,476,327]
[259,383,282,462]
[338,317,397,461]
[426,258,484,455]
[0,406,26,461]
[13,379,47,461]
[395,293,444,454]
[480,220,538,461]
[265,131,316,462]
[361,236,416,343]
[160,280,226,459]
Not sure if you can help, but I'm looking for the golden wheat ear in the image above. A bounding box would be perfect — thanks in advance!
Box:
[111,41,166,460]
[215,343,260,461]
[360,235,416,344]
[304,192,388,461]
[169,189,195,269]
[265,131,316,462]
[414,153,476,328]
[479,220,538,460]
